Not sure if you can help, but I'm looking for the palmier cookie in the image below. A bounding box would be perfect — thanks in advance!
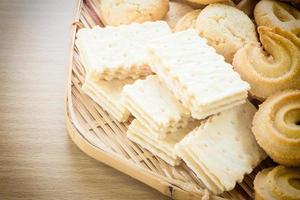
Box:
[252,90,300,166]
[99,0,169,26]
[254,166,300,200]
[233,26,300,99]
[254,0,300,37]
[174,9,201,32]
[196,3,257,63]
[164,1,194,29]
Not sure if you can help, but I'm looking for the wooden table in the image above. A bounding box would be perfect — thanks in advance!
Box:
[0,1,169,199]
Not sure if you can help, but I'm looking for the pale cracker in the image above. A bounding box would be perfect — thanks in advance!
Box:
[175,102,266,194]
[151,62,248,118]
[82,77,133,122]
[148,29,250,120]
[76,21,172,81]
[127,120,200,166]
[177,147,224,194]
[121,75,191,139]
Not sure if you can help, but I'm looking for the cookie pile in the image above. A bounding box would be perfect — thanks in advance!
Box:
[75,0,300,197]
[76,21,172,122]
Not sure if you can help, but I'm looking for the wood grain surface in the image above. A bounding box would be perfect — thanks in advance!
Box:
[0,1,169,199]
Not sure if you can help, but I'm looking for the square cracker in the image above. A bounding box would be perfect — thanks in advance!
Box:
[127,119,200,166]
[82,77,134,122]
[175,101,266,194]
[76,21,172,81]
[147,29,250,120]
[122,75,191,139]
[177,147,225,194]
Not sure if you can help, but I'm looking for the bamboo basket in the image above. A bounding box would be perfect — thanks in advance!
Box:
[64,0,275,199]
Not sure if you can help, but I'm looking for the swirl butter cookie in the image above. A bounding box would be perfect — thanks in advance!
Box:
[196,3,257,63]
[233,26,300,99]
[254,166,300,200]
[99,0,169,26]
[254,0,300,37]
[164,1,194,29]
[174,9,202,32]
[252,90,300,166]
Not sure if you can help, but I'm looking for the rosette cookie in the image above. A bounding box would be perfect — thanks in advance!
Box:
[254,0,300,37]
[252,90,300,166]
[233,26,300,99]
[254,166,300,200]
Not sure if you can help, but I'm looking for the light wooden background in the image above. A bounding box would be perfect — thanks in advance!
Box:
[0,1,169,199]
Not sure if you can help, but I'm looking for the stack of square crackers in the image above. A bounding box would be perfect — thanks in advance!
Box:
[75,21,266,194]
